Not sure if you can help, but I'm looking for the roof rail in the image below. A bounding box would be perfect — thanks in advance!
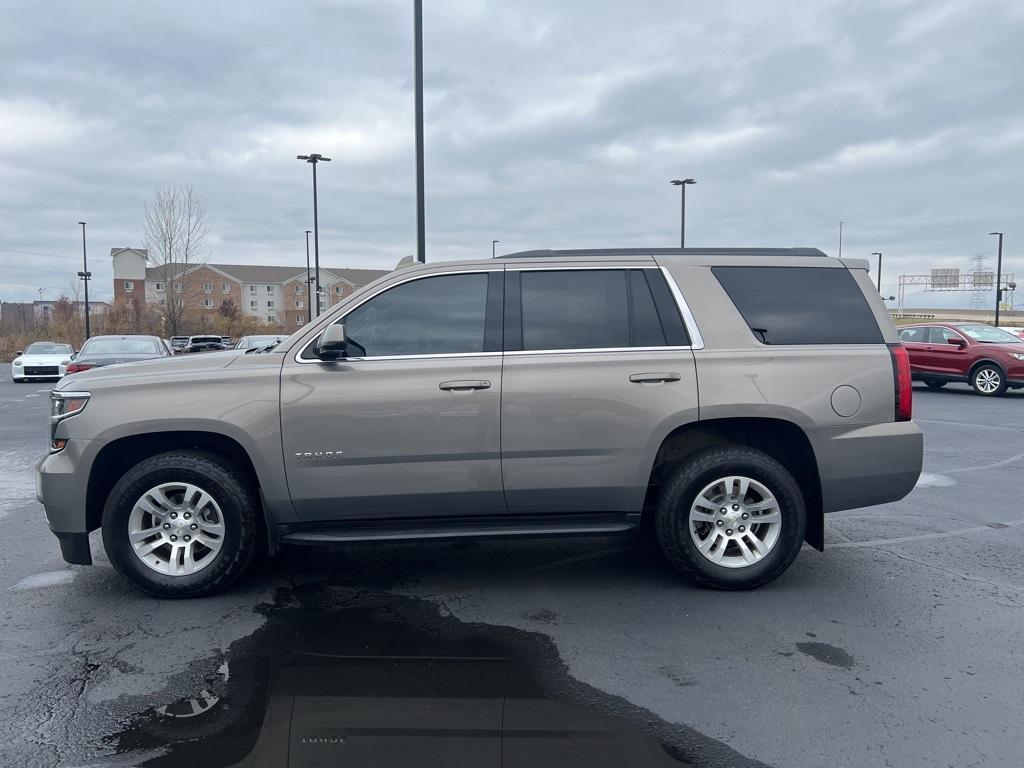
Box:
[497,247,828,259]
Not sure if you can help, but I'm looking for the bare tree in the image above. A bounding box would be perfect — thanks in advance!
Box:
[143,185,209,336]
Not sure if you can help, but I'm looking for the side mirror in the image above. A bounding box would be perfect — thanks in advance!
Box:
[947,337,966,348]
[15,350,22,357]
[318,323,348,360]
[70,353,78,360]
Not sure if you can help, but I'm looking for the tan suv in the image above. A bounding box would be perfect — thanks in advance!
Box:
[37,248,923,596]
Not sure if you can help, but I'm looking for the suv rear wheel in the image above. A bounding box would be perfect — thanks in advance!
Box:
[101,450,260,597]
[655,446,806,589]
[970,364,1007,397]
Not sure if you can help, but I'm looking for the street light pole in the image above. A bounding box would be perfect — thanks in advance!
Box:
[304,229,312,324]
[990,231,1004,325]
[297,154,331,318]
[492,240,499,259]
[871,252,882,293]
[414,0,426,263]
[77,221,91,340]
[670,179,696,247]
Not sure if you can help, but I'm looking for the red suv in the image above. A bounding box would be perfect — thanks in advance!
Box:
[898,323,1024,396]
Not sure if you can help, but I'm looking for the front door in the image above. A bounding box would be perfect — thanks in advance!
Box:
[281,270,506,522]
[925,326,970,376]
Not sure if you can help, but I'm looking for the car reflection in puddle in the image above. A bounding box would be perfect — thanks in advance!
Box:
[107,587,693,768]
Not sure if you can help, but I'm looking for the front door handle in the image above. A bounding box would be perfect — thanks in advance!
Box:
[439,380,491,391]
[629,372,681,384]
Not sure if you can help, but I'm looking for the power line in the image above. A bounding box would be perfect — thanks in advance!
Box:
[0,246,81,261]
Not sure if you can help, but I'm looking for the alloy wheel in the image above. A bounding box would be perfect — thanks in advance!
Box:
[974,368,1001,394]
[127,482,226,576]
[688,475,782,569]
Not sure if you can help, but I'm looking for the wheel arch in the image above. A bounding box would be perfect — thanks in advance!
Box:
[86,431,262,535]
[642,417,824,550]
[968,358,1007,379]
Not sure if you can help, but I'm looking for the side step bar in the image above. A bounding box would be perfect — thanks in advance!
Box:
[279,512,641,545]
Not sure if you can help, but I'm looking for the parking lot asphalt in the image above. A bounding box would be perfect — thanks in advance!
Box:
[0,376,1022,767]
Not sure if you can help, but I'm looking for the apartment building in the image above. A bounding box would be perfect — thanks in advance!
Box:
[111,247,387,331]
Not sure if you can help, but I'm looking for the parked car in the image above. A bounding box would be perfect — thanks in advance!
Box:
[234,334,285,351]
[997,326,1024,342]
[169,337,190,354]
[10,342,75,383]
[897,322,1024,396]
[220,336,233,346]
[64,335,171,374]
[183,335,228,353]
[37,247,923,597]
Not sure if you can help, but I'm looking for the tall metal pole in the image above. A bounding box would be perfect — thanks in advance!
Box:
[871,252,882,293]
[304,230,312,324]
[77,221,91,340]
[312,161,322,316]
[414,0,426,263]
[492,240,498,259]
[838,221,843,260]
[991,232,1004,325]
[670,179,696,247]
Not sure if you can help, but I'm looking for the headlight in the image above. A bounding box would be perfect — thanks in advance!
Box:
[49,391,91,452]
[13,359,22,366]
[1010,353,1024,361]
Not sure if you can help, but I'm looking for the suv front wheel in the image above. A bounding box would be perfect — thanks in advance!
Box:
[102,450,261,597]
[970,363,1007,397]
[655,446,806,589]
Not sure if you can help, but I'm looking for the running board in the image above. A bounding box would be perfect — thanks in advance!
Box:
[279,513,641,545]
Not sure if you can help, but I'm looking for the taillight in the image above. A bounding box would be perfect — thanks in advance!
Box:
[889,343,912,422]
[65,362,92,374]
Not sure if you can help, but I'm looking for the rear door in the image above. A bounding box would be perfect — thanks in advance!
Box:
[897,325,932,373]
[280,269,506,522]
[499,265,699,514]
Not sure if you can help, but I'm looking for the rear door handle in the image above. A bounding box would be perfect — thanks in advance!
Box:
[629,372,681,384]
[439,380,491,391]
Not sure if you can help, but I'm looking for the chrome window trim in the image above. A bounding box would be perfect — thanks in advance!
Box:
[292,264,705,364]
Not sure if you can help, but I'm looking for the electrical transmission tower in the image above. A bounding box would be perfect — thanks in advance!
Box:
[968,254,989,310]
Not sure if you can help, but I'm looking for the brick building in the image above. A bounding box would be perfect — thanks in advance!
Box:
[110,248,387,332]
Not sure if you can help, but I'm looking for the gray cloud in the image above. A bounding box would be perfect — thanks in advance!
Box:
[1,0,1021,307]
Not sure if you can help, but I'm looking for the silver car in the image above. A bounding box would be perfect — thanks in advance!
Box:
[37,248,923,597]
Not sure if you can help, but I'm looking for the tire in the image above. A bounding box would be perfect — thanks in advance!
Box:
[655,446,806,590]
[101,450,261,598]
[970,364,1007,397]
[924,381,946,390]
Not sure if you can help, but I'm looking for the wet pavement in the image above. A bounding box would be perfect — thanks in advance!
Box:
[1,377,1022,767]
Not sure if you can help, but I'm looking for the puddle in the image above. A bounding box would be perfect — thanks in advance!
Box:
[102,583,767,768]
[10,570,77,590]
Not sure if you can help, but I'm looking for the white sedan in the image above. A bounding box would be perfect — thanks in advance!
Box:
[10,341,75,383]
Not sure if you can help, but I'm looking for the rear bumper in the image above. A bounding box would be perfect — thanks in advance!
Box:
[810,421,923,513]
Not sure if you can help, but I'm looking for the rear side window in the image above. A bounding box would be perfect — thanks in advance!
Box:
[898,327,927,343]
[712,266,884,345]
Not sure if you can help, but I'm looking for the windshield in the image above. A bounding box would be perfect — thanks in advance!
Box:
[237,335,282,349]
[958,324,1023,343]
[81,338,165,355]
[23,342,74,355]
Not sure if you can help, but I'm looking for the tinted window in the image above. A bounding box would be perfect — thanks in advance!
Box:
[520,270,629,350]
[898,326,927,343]
[338,273,488,357]
[712,266,884,345]
[629,271,666,346]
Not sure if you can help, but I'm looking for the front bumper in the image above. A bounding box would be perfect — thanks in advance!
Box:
[811,421,924,513]
[36,440,94,565]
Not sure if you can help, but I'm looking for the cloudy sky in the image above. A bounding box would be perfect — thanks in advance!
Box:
[1,0,1022,306]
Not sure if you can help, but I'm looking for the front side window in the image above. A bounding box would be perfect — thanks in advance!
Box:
[928,327,963,344]
[309,273,489,359]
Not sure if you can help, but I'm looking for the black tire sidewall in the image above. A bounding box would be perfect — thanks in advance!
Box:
[102,453,257,597]
[656,447,806,589]
[971,364,1007,396]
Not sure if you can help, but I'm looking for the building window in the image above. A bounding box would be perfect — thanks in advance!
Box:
[249,300,258,308]
[249,285,257,293]
[204,299,214,308]
[266,285,274,293]
[267,315,275,323]
[155,282,164,291]
[296,315,303,323]
[296,284,305,294]
[124,281,133,291]
[267,300,275,308]
[335,285,343,294]
[203,282,213,292]
[174,282,182,291]
[295,300,304,308]
[221,283,229,293]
